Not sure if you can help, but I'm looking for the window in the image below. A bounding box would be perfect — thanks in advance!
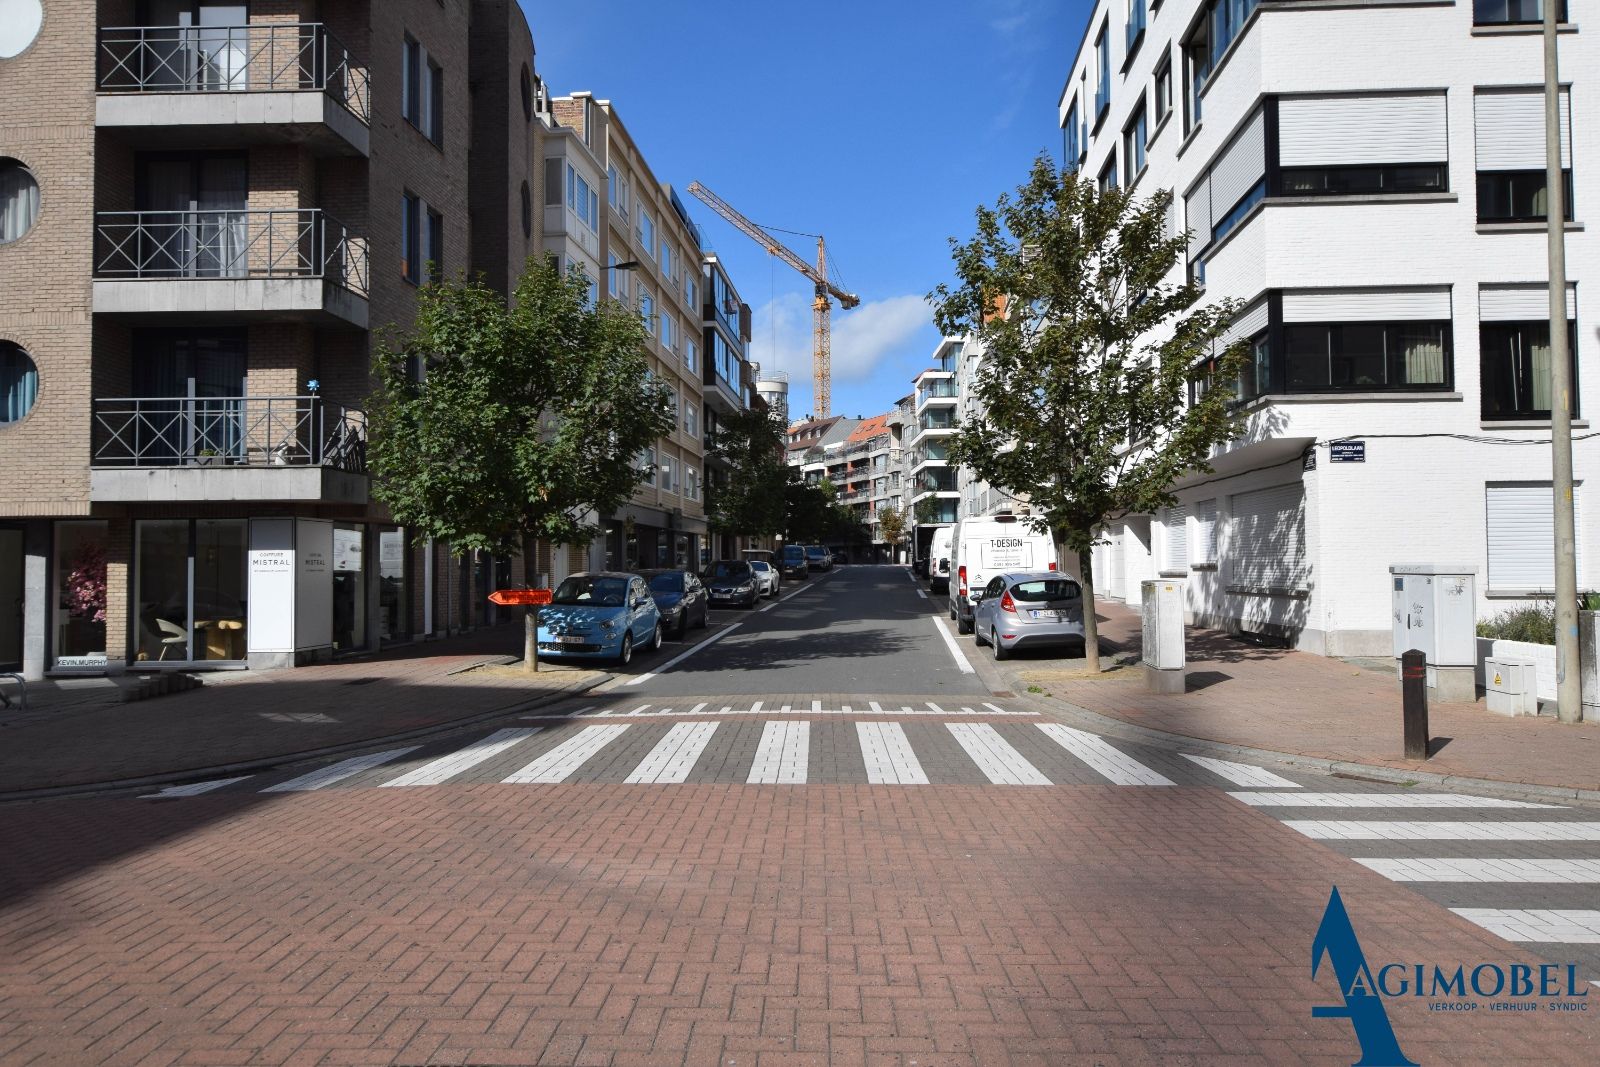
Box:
[611,168,629,219]
[1,342,38,424]
[0,159,39,244]
[520,181,531,238]
[1192,499,1218,565]
[1474,0,1565,24]
[401,192,419,283]
[684,402,698,438]
[640,290,654,333]
[643,447,656,486]
[1212,180,1265,245]
[686,274,698,310]
[607,253,620,297]
[1486,483,1581,592]
[1154,57,1173,126]
[1099,155,1119,192]
[0,0,42,59]
[1127,0,1147,52]
[685,338,698,373]
[711,331,741,387]
[1124,103,1148,179]
[520,64,533,121]
[402,36,443,145]
[639,208,655,261]
[1183,0,1260,131]
[1063,100,1081,172]
[1094,25,1110,120]
[424,207,442,283]
[1480,321,1578,420]
[686,467,699,502]
[660,312,674,351]
[659,457,675,493]
[661,243,675,283]
[1162,505,1189,572]
[1478,170,1574,223]
[1284,322,1451,392]
[1283,164,1447,196]
[1475,88,1572,222]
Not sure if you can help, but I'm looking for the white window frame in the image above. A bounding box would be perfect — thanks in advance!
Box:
[640,290,654,334]
[684,402,698,438]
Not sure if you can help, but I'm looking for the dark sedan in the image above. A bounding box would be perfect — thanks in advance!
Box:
[640,569,709,638]
[703,560,761,609]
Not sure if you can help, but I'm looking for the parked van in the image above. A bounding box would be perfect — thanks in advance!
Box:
[947,513,1058,633]
[928,527,954,594]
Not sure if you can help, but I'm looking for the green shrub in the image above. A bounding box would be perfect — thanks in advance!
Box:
[1476,604,1556,644]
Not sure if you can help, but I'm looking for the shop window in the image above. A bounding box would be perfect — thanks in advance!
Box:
[133,519,247,664]
[54,521,108,670]
[333,524,366,653]
[378,527,409,642]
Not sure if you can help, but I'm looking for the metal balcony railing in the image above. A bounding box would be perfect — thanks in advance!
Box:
[94,209,369,297]
[98,22,370,124]
[92,396,366,473]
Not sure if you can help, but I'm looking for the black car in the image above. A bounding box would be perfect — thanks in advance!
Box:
[703,560,761,608]
[639,569,709,638]
[779,545,809,580]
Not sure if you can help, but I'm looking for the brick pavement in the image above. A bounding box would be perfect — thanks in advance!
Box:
[0,783,1593,1066]
[1023,603,1600,793]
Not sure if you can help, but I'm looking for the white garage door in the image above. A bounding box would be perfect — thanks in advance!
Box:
[1229,483,1308,591]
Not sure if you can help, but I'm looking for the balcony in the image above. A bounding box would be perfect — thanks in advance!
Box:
[915,379,958,412]
[97,23,370,156]
[93,209,368,328]
[89,395,368,504]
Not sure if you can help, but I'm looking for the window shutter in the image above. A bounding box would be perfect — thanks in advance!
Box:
[1475,89,1571,171]
[1229,484,1308,591]
[1163,505,1189,572]
[1222,299,1270,346]
[1279,93,1448,166]
[1185,174,1212,249]
[1486,484,1582,591]
[1478,283,1578,321]
[1208,109,1266,214]
[1193,499,1218,565]
[1281,286,1453,322]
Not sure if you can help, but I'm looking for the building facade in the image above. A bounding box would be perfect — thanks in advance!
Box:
[1060,0,1596,655]
[904,339,962,560]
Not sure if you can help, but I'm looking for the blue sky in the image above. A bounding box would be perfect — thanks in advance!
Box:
[524,0,1090,423]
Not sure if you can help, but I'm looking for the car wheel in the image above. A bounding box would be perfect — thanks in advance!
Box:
[617,632,633,666]
[651,624,663,652]
[992,629,1009,661]
[957,613,972,635]
[974,625,987,647]
[948,605,956,620]
[673,618,688,640]
[696,604,709,629]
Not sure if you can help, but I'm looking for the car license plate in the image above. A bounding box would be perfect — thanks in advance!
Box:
[555,635,587,645]
[1030,609,1068,620]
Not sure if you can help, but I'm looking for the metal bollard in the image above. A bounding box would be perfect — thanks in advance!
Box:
[1401,649,1429,760]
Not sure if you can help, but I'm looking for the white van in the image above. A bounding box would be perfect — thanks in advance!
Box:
[927,527,954,594]
[948,513,1059,633]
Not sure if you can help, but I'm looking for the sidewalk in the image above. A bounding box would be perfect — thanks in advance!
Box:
[0,626,606,797]
[1019,601,1600,794]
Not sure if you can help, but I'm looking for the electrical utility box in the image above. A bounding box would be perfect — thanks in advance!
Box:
[1141,579,1187,693]
[1389,564,1477,702]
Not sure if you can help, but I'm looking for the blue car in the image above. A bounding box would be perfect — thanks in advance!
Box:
[536,572,663,666]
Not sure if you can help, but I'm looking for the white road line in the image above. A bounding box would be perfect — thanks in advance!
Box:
[1284,821,1600,841]
[915,589,927,599]
[931,618,975,674]
[689,702,706,715]
[263,747,418,793]
[856,722,930,785]
[1231,792,1559,808]
[140,776,250,799]
[946,723,1051,785]
[1451,909,1600,944]
[628,704,649,716]
[624,622,745,687]
[927,702,944,714]
[1357,858,1600,884]
[625,722,718,784]
[812,699,822,713]
[1036,724,1175,786]
[1182,755,1302,789]
[381,728,540,787]
[503,724,630,784]
[751,701,763,714]
[747,721,810,784]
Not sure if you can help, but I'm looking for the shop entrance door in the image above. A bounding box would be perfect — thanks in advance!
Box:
[0,528,21,671]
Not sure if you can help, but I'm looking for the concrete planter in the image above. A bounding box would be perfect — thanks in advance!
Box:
[1475,636,1556,705]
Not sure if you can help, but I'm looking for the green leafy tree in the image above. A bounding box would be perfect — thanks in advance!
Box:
[932,153,1246,671]
[784,476,836,544]
[370,257,673,667]
[876,504,911,557]
[706,406,788,540]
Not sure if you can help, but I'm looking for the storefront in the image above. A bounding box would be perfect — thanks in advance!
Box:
[132,518,249,665]
[53,520,109,672]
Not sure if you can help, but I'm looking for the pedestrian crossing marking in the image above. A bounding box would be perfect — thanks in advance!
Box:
[1038,723,1175,786]
[1357,858,1600,884]
[564,703,1039,718]
[1450,909,1600,944]
[748,721,809,784]
[1182,754,1302,789]
[1231,792,1559,809]
[1285,821,1600,841]
[503,724,630,784]
[626,722,718,784]
[857,722,929,785]
[946,723,1051,786]
[263,747,418,793]
[140,776,251,799]
[381,728,540,788]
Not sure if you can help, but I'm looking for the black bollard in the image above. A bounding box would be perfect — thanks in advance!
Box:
[1401,648,1429,760]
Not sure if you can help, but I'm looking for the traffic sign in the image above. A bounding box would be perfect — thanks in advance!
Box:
[488,588,552,606]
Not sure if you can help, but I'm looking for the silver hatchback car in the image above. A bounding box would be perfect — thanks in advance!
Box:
[972,571,1085,660]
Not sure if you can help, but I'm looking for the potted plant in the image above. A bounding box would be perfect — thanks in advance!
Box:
[195,446,220,467]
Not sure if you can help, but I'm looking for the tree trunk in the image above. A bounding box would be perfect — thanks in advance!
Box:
[522,533,539,673]
[1076,544,1102,674]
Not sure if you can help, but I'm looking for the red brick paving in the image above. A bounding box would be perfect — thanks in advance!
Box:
[1045,603,1600,792]
[0,784,1592,1065]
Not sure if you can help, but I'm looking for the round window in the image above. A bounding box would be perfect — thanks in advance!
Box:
[521,180,532,238]
[520,64,533,122]
[0,0,43,60]
[1,342,39,425]
[0,159,40,244]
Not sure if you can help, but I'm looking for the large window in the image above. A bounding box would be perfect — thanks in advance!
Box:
[1481,321,1578,420]
[403,35,443,145]
[638,208,655,261]
[567,165,599,232]
[1478,170,1574,223]
[1124,103,1148,179]
[133,518,248,664]
[1474,0,1566,24]
[1283,164,1446,196]
[1285,322,1451,392]
[1094,25,1110,121]
[1475,88,1572,222]
[1063,100,1081,171]
[1127,0,1147,52]
[1184,0,1260,129]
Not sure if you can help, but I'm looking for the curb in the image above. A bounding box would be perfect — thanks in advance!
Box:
[0,673,613,804]
[1032,693,1600,806]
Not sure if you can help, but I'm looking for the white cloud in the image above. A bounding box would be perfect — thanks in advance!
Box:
[747,292,931,415]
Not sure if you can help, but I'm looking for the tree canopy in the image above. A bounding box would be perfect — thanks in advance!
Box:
[706,406,789,539]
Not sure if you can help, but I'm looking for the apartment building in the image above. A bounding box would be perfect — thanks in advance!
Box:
[701,252,755,562]
[0,0,540,678]
[1060,0,1596,656]
[785,414,856,469]
[902,338,962,560]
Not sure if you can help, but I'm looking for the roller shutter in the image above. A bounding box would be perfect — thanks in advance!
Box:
[1163,505,1189,572]
[1486,484,1582,591]
[1479,283,1578,321]
[1209,109,1266,214]
[1475,89,1572,170]
[1185,174,1212,249]
[1193,499,1218,565]
[1222,299,1270,345]
[1281,287,1453,322]
[1279,93,1449,166]
[1229,483,1307,592]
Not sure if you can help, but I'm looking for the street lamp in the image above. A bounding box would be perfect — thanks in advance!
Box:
[603,260,640,272]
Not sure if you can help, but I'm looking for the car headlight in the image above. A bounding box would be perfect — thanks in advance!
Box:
[599,619,617,631]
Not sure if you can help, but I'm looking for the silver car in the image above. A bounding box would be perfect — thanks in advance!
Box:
[972,571,1085,660]
[748,559,781,598]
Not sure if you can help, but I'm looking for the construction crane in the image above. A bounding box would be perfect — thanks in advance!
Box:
[687,181,859,419]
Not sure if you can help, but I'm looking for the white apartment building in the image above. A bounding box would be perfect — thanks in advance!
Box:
[904,339,962,561]
[1060,0,1596,656]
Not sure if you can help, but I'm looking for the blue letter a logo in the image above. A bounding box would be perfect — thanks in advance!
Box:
[1312,887,1417,1066]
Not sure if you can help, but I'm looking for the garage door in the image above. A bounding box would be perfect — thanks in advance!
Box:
[1229,483,1308,592]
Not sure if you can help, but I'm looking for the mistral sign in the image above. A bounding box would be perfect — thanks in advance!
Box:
[1312,887,1588,1065]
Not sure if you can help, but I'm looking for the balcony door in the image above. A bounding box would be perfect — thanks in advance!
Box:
[132,328,247,463]
[137,2,250,91]
[136,153,247,278]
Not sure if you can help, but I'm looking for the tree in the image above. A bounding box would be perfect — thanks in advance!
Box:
[370,257,674,668]
[876,505,910,558]
[931,153,1246,671]
[784,476,836,544]
[706,406,788,540]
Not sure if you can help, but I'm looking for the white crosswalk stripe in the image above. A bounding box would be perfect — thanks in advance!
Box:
[1231,792,1558,809]
[946,723,1051,786]
[856,722,929,785]
[748,721,809,784]
[1182,754,1301,788]
[1285,821,1600,841]
[1357,858,1600,883]
[1450,909,1600,944]
[626,722,718,784]
[382,728,540,788]
[141,776,250,799]
[263,747,418,793]
[1038,724,1173,786]
[503,724,630,784]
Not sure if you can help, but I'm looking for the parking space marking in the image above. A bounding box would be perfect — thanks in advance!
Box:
[624,621,744,687]
[857,722,929,785]
[503,724,631,784]
[747,721,810,784]
[1357,858,1600,884]
[1181,754,1302,789]
[931,617,976,674]
[381,728,540,788]
[1285,821,1600,841]
[1036,724,1175,786]
[1231,792,1559,809]
[946,723,1051,785]
[1450,909,1600,943]
[263,747,418,793]
[626,722,719,784]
